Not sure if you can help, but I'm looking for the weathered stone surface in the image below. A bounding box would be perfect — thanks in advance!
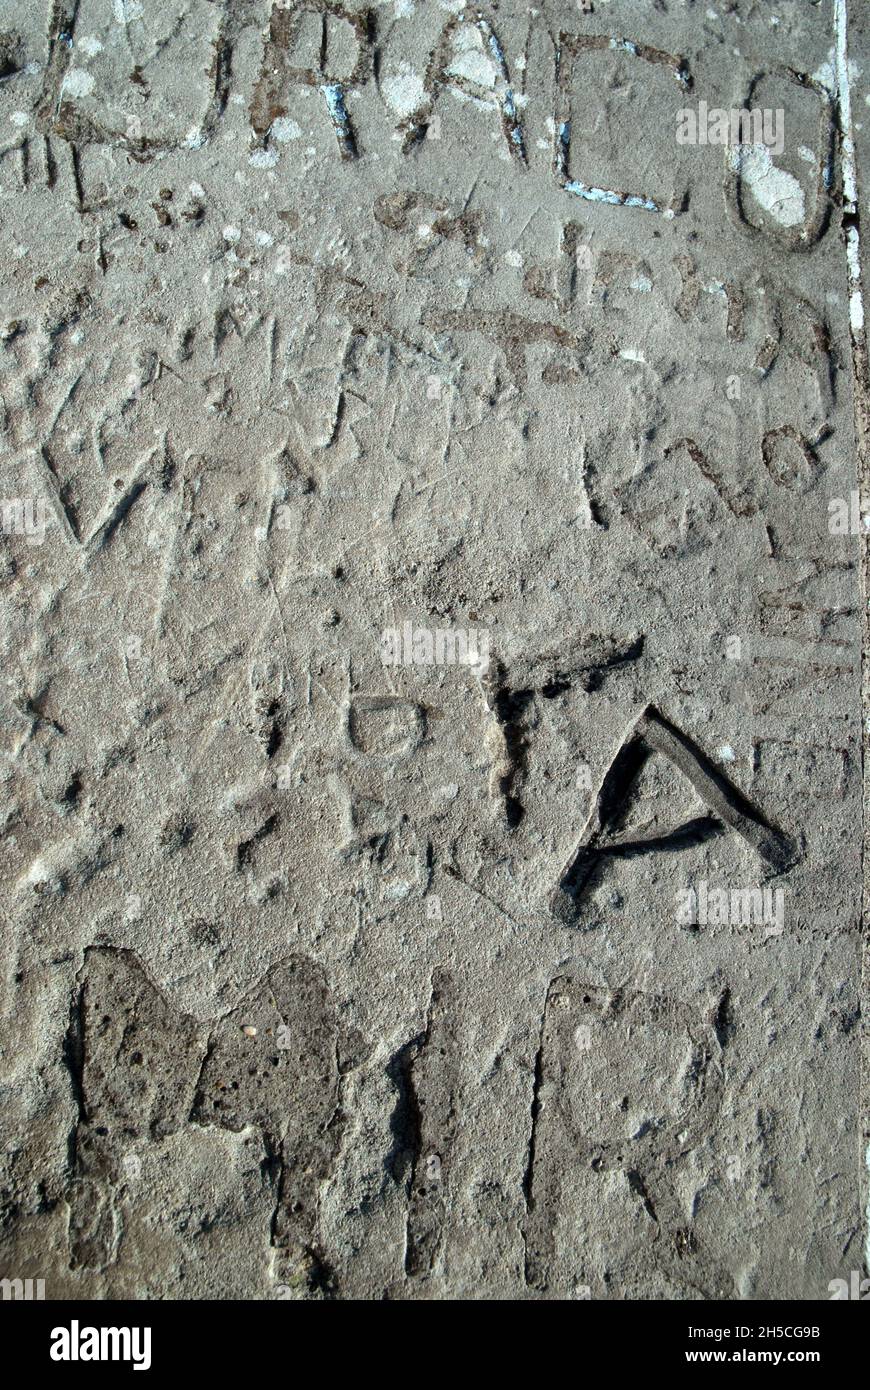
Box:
[0,0,866,1299]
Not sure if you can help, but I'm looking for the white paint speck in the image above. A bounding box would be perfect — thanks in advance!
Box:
[447,24,498,91]
[113,0,144,23]
[270,116,302,142]
[383,880,412,900]
[382,65,426,119]
[814,47,860,96]
[730,144,805,227]
[62,69,95,99]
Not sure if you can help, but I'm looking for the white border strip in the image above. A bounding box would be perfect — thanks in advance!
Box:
[835,0,864,334]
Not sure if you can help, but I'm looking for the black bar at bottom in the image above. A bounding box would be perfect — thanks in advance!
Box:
[2,1294,865,1376]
